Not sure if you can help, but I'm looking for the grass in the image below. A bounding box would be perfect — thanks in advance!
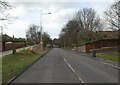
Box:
[0,58,2,84]
[96,51,120,62]
[2,48,48,83]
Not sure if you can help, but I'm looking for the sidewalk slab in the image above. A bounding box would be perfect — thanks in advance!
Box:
[1,46,30,57]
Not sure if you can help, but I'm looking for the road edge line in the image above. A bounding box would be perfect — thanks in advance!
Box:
[101,62,120,69]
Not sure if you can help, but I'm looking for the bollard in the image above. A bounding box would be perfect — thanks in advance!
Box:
[92,49,96,57]
[12,49,16,54]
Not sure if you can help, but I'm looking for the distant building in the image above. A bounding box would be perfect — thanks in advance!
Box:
[52,38,60,47]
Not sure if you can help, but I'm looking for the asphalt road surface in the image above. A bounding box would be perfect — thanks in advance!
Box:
[11,48,118,83]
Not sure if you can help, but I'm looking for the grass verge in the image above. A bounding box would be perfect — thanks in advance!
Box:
[0,57,2,84]
[96,51,120,62]
[2,48,49,83]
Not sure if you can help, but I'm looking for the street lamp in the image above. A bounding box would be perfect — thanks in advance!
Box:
[40,12,51,51]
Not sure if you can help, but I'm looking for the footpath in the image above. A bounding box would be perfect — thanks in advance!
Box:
[0,46,31,57]
[66,49,119,69]
[77,52,119,67]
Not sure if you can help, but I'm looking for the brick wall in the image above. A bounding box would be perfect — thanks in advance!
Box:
[85,43,102,53]
[80,39,119,53]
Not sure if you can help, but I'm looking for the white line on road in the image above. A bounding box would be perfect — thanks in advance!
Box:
[63,58,84,83]
[78,77,84,83]
[64,58,74,72]
[101,62,120,69]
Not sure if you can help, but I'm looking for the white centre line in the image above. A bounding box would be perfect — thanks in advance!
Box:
[63,58,84,83]
[78,77,84,83]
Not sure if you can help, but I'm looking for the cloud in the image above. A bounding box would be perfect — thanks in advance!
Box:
[7,5,25,17]
[43,24,62,39]
[9,0,116,2]
[38,8,77,39]
[4,20,29,38]
[90,1,115,17]
[50,8,76,23]
[3,0,116,39]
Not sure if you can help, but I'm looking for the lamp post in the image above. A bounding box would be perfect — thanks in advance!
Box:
[40,12,51,51]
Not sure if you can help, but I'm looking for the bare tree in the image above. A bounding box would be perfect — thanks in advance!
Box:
[59,19,79,47]
[0,1,12,13]
[59,8,103,48]
[75,8,103,41]
[0,1,17,34]
[26,24,40,44]
[26,24,52,46]
[104,1,120,31]
[42,32,52,46]
[0,1,12,23]
[76,8,102,32]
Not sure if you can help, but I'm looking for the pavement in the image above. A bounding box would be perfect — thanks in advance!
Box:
[74,51,119,67]
[10,48,118,83]
[0,46,30,57]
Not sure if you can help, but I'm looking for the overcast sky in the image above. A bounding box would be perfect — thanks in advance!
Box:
[2,0,116,39]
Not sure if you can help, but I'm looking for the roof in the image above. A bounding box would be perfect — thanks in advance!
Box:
[0,34,12,43]
[96,31,118,35]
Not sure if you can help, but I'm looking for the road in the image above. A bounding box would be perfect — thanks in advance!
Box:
[11,48,118,83]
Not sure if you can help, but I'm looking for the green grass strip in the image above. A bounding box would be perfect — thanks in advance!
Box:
[96,51,120,62]
[2,49,48,83]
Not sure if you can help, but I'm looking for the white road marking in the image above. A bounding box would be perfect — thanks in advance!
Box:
[78,77,84,83]
[64,58,74,72]
[63,58,84,83]
[101,62,120,69]
[63,58,67,62]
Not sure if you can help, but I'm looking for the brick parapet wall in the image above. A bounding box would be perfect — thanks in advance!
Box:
[80,39,119,53]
